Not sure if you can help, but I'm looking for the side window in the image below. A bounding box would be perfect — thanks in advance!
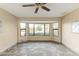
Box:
[20,23,26,36]
[20,30,26,36]
[29,24,34,36]
[45,24,50,36]
[52,22,59,37]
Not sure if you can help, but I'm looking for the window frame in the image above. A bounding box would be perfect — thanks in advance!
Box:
[28,23,34,36]
[20,23,26,37]
[45,24,50,36]
[52,22,59,37]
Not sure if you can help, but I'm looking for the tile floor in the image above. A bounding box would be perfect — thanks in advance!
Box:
[0,42,78,56]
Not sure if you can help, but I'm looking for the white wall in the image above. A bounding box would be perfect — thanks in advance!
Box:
[62,8,79,54]
[0,8,17,52]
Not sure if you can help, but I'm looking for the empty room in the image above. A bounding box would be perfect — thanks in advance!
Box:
[0,3,79,56]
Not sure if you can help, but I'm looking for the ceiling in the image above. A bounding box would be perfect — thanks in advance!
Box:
[0,3,79,17]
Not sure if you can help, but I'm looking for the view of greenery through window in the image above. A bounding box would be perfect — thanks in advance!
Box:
[35,24,44,35]
[29,24,49,36]
[20,22,59,36]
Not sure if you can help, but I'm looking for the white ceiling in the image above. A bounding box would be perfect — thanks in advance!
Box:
[0,3,79,17]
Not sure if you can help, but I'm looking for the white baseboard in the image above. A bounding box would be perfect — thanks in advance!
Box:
[0,42,17,54]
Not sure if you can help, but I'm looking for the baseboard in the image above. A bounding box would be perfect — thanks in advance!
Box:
[0,42,17,54]
[62,43,79,55]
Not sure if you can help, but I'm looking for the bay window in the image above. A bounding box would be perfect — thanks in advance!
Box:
[19,22,59,37]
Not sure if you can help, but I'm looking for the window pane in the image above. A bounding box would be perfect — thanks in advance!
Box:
[53,23,58,29]
[20,23,26,29]
[45,24,49,35]
[29,24,34,35]
[53,30,59,36]
[20,30,26,36]
[35,24,44,36]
